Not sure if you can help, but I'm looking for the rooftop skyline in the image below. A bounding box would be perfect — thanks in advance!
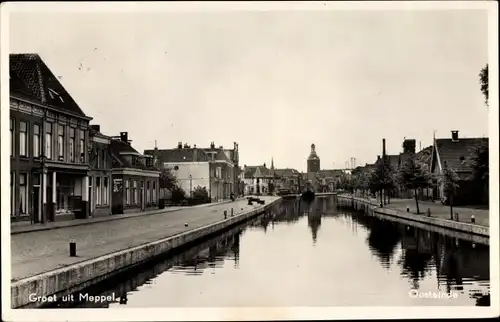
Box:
[7,4,490,172]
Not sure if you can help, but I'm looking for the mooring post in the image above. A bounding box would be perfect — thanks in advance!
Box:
[455,212,459,222]
[426,208,431,217]
[471,215,475,223]
[406,206,410,212]
[224,210,227,219]
[69,239,77,257]
[231,208,234,217]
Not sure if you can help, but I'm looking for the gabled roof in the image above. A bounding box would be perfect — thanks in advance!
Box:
[10,53,89,118]
[273,168,301,178]
[244,165,273,178]
[434,138,488,172]
[317,169,344,178]
[144,148,211,163]
[110,139,156,170]
[10,71,40,102]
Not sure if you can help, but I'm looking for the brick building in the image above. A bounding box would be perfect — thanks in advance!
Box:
[10,53,92,223]
[109,132,160,214]
[88,125,113,217]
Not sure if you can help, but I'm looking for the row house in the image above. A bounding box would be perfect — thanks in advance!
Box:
[145,141,238,202]
[88,125,113,217]
[10,53,92,223]
[430,130,488,206]
[109,132,160,214]
[316,169,344,192]
[273,168,301,193]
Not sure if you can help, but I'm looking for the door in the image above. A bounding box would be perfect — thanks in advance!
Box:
[33,187,40,223]
[141,181,145,211]
[46,187,54,222]
[88,187,92,217]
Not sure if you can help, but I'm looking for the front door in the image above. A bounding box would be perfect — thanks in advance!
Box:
[46,187,54,222]
[33,186,40,223]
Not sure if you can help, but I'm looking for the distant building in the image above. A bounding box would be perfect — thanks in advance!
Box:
[109,132,160,214]
[273,168,301,193]
[144,141,238,201]
[243,164,275,195]
[305,143,345,192]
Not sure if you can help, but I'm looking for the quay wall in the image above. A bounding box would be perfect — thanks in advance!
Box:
[11,198,282,309]
[336,195,489,238]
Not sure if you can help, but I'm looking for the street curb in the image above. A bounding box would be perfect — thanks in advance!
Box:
[10,199,241,235]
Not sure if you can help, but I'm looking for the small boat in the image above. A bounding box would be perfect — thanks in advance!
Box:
[301,189,315,202]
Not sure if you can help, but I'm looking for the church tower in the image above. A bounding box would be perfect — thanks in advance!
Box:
[307,143,320,173]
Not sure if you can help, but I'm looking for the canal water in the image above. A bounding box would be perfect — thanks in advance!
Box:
[50,196,490,308]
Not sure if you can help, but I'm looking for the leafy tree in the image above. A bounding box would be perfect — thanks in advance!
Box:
[479,64,489,106]
[159,168,178,191]
[171,185,187,203]
[369,159,396,207]
[440,161,460,219]
[468,140,489,204]
[396,153,432,214]
[192,185,209,202]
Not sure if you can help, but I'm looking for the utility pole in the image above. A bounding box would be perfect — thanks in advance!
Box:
[189,174,192,198]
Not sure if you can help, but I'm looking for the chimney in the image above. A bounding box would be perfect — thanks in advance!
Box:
[382,138,386,157]
[194,144,197,148]
[90,125,100,132]
[451,130,459,142]
[177,142,182,149]
[210,142,215,149]
[120,132,128,144]
[377,155,381,161]
[403,139,416,154]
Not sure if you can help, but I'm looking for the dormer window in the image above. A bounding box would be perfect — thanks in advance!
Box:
[48,88,64,103]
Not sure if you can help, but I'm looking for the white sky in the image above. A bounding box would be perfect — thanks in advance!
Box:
[7,4,490,172]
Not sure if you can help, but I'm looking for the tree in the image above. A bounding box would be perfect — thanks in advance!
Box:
[369,159,396,207]
[159,168,178,191]
[468,140,489,204]
[171,185,187,204]
[192,185,209,202]
[440,161,460,219]
[479,64,489,107]
[396,153,432,214]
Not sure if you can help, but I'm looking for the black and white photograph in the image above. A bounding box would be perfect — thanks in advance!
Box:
[1,1,498,321]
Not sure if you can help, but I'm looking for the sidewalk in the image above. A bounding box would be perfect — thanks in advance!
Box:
[11,197,278,282]
[344,194,489,227]
[10,198,240,235]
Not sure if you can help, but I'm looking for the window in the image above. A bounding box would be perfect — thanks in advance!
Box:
[19,173,27,215]
[125,180,130,205]
[146,181,150,204]
[133,181,137,204]
[10,172,15,217]
[69,128,75,162]
[10,118,14,156]
[58,125,65,160]
[97,149,101,168]
[19,121,28,157]
[79,130,85,163]
[45,122,52,159]
[96,177,101,206]
[152,182,157,203]
[102,151,107,168]
[33,124,41,158]
[103,177,109,205]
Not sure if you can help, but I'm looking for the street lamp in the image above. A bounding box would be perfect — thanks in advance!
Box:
[189,174,192,198]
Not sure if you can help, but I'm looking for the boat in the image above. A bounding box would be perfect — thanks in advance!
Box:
[301,189,315,202]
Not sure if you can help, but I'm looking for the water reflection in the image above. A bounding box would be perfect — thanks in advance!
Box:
[49,196,490,308]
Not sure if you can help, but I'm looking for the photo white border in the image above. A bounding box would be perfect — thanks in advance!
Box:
[1,1,498,321]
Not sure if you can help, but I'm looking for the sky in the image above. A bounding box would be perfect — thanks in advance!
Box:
[7,5,490,172]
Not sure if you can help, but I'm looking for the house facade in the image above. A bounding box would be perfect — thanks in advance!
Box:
[430,130,488,206]
[88,125,113,217]
[144,141,237,202]
[110,132,160,214]
[10,53,92,223]
[243,164,275,195]
[273,168,301,193]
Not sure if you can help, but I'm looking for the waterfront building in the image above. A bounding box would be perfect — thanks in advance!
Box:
[243,164,275,195]
[88,125,113,217]
[109,132,160,214]
[430,130,488,206]
[10,53,93,223]
[144,141,238,201]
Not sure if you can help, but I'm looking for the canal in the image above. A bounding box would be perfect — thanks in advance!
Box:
[48,195,490,308]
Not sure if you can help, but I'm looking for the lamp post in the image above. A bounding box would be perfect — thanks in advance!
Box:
[189,174,192,198]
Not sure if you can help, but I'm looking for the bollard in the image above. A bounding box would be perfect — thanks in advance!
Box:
[69,239,77,257]
[455,212,459,222]
[406,206,410,212]
[231,208,234,217]
[426,208,431,217]
[224,210,227,219]
[184,223,188,227]
[471,215,475,223]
